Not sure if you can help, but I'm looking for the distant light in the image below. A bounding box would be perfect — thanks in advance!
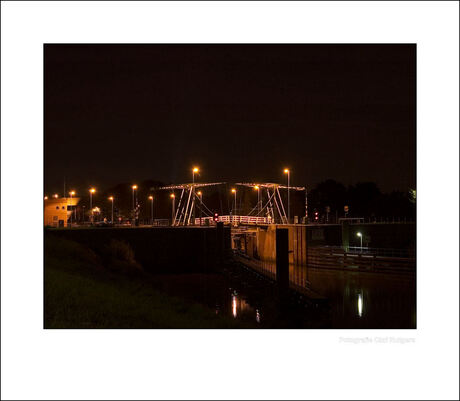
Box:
[231,188,236,193]
[170,193,175,199]
[69,191,75,196]
[148,195,153,200]
[90,188,96,193]
[44,196,48,200]
[132,185,137,190]
[254,185,259,190]
[53,194,59,198]
[193,167,199,173]
[284,168,289,174]
[232,295,237,318]
[197,191,202,196]
[357,232,362,237]
[108,196,114,201]
[358,293,363,317]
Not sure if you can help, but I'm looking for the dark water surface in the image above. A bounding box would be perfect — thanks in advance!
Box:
[153,262,416,328]
[306,268,416,328]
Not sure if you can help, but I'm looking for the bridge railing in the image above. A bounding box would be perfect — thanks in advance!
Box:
[194,215,268,225]
[307,246,415,272]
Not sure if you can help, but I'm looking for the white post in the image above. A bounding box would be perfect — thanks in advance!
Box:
[287,170,290,224]
[69,192,73,227]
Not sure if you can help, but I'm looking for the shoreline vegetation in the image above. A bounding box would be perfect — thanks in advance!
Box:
[44,235,256,329]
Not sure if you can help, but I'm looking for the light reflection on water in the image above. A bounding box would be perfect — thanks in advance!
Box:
[226,291,261,324]
[246,259,415,328]
[232,295,237,318]
[357,293,363,317]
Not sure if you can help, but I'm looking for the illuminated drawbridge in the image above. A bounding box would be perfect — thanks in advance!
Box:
[158,182,307,226]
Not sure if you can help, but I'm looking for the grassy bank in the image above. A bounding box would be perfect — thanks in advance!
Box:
[44,234,255,328]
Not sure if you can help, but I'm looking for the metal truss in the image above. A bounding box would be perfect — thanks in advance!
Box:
[157,182,225,226]
[236,182,306,224]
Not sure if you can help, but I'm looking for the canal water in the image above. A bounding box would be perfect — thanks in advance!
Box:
[154,261,415,328]
[197,261,416,329]
[305,268,416,328]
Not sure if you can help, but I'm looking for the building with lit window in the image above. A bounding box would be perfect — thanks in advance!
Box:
[44,196,80,227]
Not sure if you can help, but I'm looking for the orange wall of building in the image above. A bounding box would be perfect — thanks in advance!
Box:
[44,197,80,227]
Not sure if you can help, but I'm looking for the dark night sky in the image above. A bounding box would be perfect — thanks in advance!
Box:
[44,44,415,194]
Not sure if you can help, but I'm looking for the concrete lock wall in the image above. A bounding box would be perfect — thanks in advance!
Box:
[243,223,414,266]
[45,226,231,273]
[254,225,311,266]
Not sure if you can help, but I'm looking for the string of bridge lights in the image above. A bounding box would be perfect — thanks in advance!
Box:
[44,166,305,224]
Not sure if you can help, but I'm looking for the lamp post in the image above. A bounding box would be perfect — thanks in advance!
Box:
[131,185,137,210]
[197,191,202,226]
[284,168,290,224]
[131,185,138,225]
[69,191,75,227]
[148,195,154,225]
[357,232,363,251]
[170,193,175,226]
[254,185,260,217]
[231,188,237,225]
[108,196,114,224]
[89,188,96,224]
[192,167,199,184]
[192,168,199,224]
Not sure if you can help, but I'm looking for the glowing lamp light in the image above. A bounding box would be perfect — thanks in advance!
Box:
[284,168,289,174]
[231,188,236,193]
[197,191,202,196]
[358,293,363,317]
[44,196,48,200]
[357,232,362,237]
[170,193,175,199]
[53,194,59,198]
[193,167,199,173]
[254,185,259,190]
[69,191,75,196]
[132,185,137,190]
[108,196,114,201]
[90,188,96,194]
[148,196,153,200]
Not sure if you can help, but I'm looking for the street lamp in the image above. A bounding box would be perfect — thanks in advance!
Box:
[192,167,199,184]
[284,168,290,224]
[108,196,114,224]
[231,188,237,224]
[170,193,175,225]
[192,168,199,224]
[254,185,260,216]
[89,188,96,224]
[53,194,58,199]
[44,196,48,200]
[148,195,154,225]
[197,191,202,226]
[131,184,137,210]
[357,232,363,251]
[69,191,75,227]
